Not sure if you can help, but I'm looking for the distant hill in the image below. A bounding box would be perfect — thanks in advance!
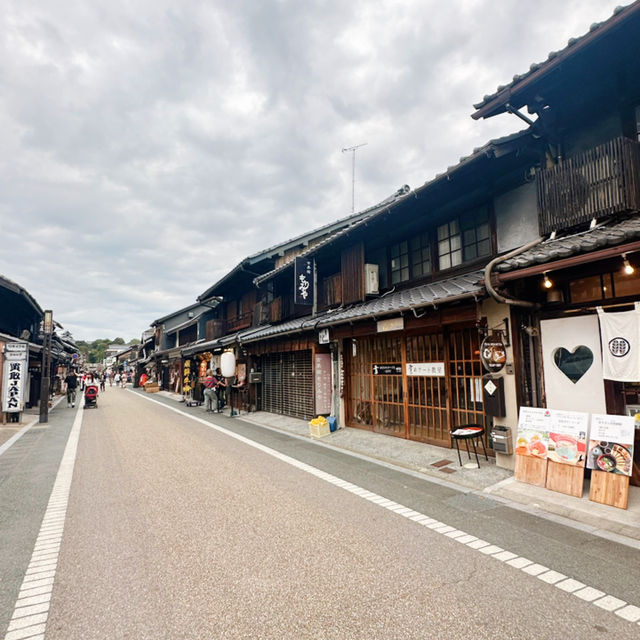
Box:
[76,337,140,363]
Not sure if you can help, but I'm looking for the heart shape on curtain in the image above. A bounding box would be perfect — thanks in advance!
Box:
[553,346,594,383]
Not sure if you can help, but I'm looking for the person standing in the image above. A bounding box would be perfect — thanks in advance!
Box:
[214,368,227,413]
[64,370,78,408]
[203,370,216,412]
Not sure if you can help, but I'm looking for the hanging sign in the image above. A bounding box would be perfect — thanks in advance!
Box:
[587,414,634,476]
[294,257,314,306]
[597,304,640,381]
[372,364,402,375]
[318,328,330,344]
[2,343,29,413]
[481,333,507,373]
[406,362,445,377]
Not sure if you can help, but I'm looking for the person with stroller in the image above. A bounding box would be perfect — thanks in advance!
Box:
[64,369,78,408]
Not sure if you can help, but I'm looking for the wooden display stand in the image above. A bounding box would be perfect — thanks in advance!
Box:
[545,460,584,498]
[514,454,547,487]
[589,471,630,509]
[144,382,160,393]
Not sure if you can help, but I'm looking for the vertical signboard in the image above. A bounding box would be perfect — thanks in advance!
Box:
[294,257,314,306]
[314,353,332,415]
[2,343,29,413]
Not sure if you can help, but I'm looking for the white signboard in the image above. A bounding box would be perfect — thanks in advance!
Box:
[516,406,552,458]
[318,328,330,344]
[2,343,29,412]
[406,362,445,377]
[587,414,635,476]
[5,343,27,360]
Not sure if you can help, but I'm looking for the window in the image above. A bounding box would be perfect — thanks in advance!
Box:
[389,234,432,284]
[438,207,491,270]
[410,232,431,278]
[437,220,462,270]
[461,208,491,261]
[390,240,409,284]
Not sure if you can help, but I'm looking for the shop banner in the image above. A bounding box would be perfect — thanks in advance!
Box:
[597,303,640,382]
[547,410,589,466]
[587,414,634,476]
[2,343,29,413]
[294,257,314,306]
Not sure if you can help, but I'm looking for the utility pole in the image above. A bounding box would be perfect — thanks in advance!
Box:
[342,143,367,214]
[39,310,53,423]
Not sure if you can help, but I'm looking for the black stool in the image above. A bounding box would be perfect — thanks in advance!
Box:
[450,423,488,468]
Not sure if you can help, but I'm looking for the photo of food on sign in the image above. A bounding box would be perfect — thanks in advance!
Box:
[586,414,635,477]
[547,432,587,466]
[587,441,633,475]
[515,407,551,458]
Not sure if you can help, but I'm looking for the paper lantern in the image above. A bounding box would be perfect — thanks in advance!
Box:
[221,350,236,378]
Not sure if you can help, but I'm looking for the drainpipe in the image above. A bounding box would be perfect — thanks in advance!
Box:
[484,237,546,309]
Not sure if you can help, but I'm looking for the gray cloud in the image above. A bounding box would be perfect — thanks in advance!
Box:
[0,0,625,340]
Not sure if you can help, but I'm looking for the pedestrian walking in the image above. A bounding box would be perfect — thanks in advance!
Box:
[114,372,121,386]
[64,370,78,408]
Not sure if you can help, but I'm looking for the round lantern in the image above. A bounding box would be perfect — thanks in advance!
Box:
[221,350,236,378]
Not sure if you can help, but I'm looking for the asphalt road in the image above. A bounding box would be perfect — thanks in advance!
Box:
[2,386,640,639]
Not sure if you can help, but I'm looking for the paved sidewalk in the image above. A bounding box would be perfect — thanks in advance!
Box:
[153,390,640,544]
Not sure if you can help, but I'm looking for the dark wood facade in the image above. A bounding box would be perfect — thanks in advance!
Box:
[537,136,640,235]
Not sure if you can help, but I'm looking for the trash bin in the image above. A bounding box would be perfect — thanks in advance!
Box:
[328,416,338,432]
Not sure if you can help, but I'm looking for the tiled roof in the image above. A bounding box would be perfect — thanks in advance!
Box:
[241,270,484,344]
[473,3,639,119]
[495,216,640,273]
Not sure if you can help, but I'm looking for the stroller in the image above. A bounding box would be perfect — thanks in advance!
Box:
[84,384,99,409]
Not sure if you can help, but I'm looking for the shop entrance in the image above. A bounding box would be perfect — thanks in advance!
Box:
[345,327,488,448]
[261,350,314,420]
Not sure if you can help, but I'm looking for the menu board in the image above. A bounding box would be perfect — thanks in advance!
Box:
[516,407,551,458]
[314,354,332,415]
[547,410,588,467]
[587,414,635,476]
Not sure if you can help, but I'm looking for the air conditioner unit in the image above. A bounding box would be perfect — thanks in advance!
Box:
[364,264,379,295]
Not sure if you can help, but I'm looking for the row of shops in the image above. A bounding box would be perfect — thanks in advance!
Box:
[1,275,79,423]
[139,5,640,489]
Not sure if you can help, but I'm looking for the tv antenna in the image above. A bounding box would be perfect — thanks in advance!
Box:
[342,142,367,213]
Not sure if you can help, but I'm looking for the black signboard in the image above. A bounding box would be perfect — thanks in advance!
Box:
[372,364,402,375]
[481,333,507,373]
[294,257,314,306]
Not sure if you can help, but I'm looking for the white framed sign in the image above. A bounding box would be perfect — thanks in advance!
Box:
[2,343,29,413]
[406,362,445,377]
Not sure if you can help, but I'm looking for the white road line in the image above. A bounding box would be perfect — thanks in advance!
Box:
[3,406,84,640]
[134,391,640,628]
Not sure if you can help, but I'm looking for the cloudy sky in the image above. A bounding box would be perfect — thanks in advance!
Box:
[0,0,627,341]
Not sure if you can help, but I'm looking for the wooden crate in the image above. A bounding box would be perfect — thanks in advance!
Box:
[144,383,160,394]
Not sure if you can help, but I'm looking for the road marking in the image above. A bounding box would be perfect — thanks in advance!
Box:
[3,406,84,640]
[133,391,640,628]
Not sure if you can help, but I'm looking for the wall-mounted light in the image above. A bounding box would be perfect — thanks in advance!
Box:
[542,272,553,289]
[623,253,635,275]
